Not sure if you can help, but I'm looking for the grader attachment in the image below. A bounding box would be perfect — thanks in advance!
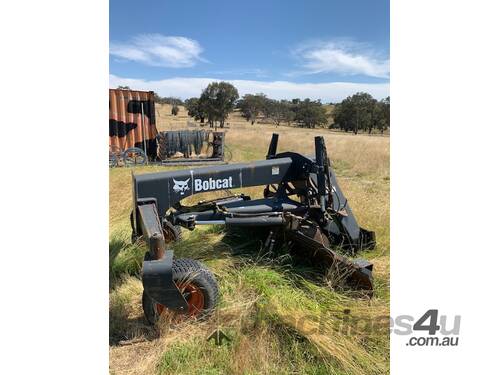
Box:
[131,134,376,321]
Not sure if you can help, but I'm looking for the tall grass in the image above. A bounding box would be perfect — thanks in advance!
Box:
[109,122,389,375]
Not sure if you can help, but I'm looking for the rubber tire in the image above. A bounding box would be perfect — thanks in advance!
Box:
[163,220,182,242]
[109,153,118,168]
[122,147,146,166]
[142,258,219,324]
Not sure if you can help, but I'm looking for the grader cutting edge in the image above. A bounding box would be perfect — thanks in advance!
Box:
[131,134,376,322]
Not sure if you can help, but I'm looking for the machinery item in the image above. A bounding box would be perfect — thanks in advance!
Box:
[210,132,225,159]
[142,258,219,323]
[156,130,226,163]
[109,145,121,168]
[123,147,147,166]
[131,134,376,321]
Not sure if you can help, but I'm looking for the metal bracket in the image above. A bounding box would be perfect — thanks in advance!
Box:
[142,250,188,311]
[136,200,188,312]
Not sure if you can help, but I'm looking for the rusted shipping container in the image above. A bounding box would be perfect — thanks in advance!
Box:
[109,89,157,156]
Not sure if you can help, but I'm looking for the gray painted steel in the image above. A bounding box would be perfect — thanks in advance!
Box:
[132,133,377,314]
[134,157,294,216]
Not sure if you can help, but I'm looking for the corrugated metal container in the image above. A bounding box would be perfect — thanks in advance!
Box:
[109,89,157,156]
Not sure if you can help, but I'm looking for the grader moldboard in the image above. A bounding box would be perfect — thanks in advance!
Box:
[132,134,376,323]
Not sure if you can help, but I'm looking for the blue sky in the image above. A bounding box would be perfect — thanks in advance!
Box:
[110,0,389,102]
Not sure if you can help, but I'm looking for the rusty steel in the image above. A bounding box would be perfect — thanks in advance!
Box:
[109,88,158,155]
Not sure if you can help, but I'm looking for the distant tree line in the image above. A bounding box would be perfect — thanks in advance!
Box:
[332,93,390,134]
[153,94,183,106]
[185,86,389,133]
[183,84,329,129]
[117,82,390,134]
[236,94,331,128]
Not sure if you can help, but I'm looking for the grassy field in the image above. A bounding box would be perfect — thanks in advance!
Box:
[109,107,389,374]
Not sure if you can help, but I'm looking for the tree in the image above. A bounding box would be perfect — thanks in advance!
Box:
[237,93,267,124]
[378,96,390,133]
[332,92,378,134]
[289,98,302,121]
[117,85,130,90]
[295,99,328,128]
[200,82,239,128]
[265,99,295,126]
[185,97,206,123]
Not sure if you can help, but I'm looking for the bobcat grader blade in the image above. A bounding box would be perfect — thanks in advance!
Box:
[131,134,376,322]
[288,225,374,291]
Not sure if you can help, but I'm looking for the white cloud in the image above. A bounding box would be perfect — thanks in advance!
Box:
[292,40,389,79]
[110,34,205,68]
[109,74,389,102]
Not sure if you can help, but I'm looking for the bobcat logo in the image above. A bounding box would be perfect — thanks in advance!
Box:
[172,178,190,195]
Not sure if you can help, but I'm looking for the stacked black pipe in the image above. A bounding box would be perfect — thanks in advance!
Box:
[157,130,210,160]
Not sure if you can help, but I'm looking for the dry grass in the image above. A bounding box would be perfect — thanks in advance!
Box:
[109,107,389,374]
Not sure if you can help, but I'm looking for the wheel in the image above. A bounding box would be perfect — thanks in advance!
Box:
[162,220,182,243]
[123,147,146,166]
[109,145,121,167]
[142,258,219,324]
[109,153,118,168]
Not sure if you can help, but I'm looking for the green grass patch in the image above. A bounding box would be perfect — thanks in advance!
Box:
[109,132,390,374]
